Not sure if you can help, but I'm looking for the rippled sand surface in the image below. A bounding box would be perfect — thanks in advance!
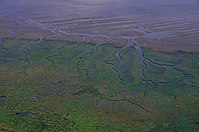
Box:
[0,0,199,52]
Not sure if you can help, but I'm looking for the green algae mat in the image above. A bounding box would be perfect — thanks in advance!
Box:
[0,38,199,131]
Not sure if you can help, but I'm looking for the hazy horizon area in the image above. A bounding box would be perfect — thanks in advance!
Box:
[1,0,199,19]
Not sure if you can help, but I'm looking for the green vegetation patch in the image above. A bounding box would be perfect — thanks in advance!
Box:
[0,38,198,131]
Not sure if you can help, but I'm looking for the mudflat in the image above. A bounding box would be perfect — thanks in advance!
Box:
[0,0,199,52]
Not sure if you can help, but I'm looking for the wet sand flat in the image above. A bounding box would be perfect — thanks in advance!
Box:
[0,0,199,52]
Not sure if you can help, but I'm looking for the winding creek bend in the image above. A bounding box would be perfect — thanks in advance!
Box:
[144,57,193,77]
[46,56,59,70]
[21,47,31,76]
[107,98,151,113]
[0,36,4,49]
[93,39,111,53]
[103,59,125,88]
[115,38,133,59]
[75,51,93,80]
[20,38,45,76]
[115,37,146,80]
[36,37,43,45]
[46,46,64,70]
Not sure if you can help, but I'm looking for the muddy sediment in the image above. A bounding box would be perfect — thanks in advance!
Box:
[0,0,199,52]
